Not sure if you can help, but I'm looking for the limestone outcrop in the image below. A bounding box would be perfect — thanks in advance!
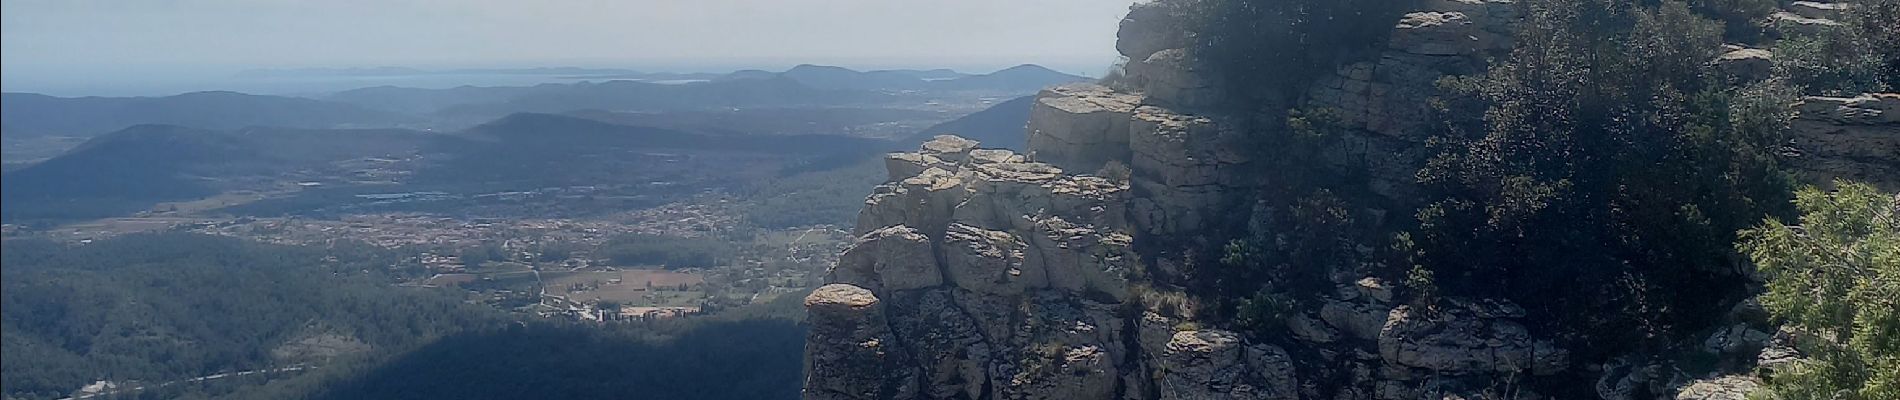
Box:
[801,0,1598,399]
[1789,93,1900,191]
[1305,0,1515,200]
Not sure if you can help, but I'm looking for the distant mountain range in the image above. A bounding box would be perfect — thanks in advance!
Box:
[773,64,1085,92]
[0,125,433,220]
[0,91,420,137]
[326,64,1086,117]
[903,95,1036,150]
[0,112,890,221]
[563,107,947,137]
[334,76,881,118]
[234,66,647,78]
[1,64,1084,139]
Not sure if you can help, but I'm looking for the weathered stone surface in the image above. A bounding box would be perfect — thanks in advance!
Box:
[830,225,942,292]
[803,284,918,400]
[1158,330,1298,400]
[999,294,1130,400]
[919,135,980,163]
[1717,48,1773,81]
[1288,314,1342,344]
[1595,356,1662,400]
[1390,12,1504,56]
[1321,300,1392,341]
[803,0,1585,398]
[1117,0,1190,61]
[1789,93,1900,191]
[1125,105,1257,236]
[968,148,1025,164]
[1756,327,1806,373]
[1674,376,1762,400]
[1124,48,1224,108]
[856,167,968,236]
[1800,93,1900,125]
[1027,84,1140,173]
[954,161,1126,233]
[885,152,951,181]
[1701,323,1773,360]
[1378,302,1568,376]
[941,223,1038,296]
[1023,216,1136,301]
[1770,11,1843,36]
[885,289,994,400]
[1787,1,1849,20]
[1355,277,1395,304]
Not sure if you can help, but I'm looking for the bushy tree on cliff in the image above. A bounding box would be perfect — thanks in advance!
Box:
[1772,0,1900,94]
[1740,182,1899,400]
[1186,0,1406,108]
[1412,0,1797,354]
[1179,0,1407,332]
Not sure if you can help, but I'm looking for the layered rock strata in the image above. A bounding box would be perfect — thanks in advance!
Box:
[1790,93,1900,191]
[802,0,1897,399]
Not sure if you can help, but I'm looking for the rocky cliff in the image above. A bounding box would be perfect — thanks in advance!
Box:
[1790,93,1900,191]
[802,1,1898,399]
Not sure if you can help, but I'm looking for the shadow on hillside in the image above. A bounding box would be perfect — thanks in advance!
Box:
[311,319,808,400]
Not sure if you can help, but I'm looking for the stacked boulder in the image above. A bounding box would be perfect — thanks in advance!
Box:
[805,135,1154,400]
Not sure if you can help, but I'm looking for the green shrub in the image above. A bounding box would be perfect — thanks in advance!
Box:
[1412,0,1796,354]
[1740,181,1899,400]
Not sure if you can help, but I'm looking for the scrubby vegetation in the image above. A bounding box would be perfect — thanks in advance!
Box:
[1174,0,1408,330]
[1182,0,1889,377]
[1414,0,1799,353]
[1772,0,1900,94]
[0,234,504,399]
[294,318,807,400]
[1740,182,1898,400]
[1184,0,1407,108]
[597,234,737,269]
[743,156,885,228]
[1,233,814,400]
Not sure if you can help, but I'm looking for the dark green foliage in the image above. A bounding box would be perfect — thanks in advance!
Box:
[1183,0,1411,108]
[1412,0,1797,354]
[1772,0,1900,94]
[1196,104,1395,329]
[300,320,808,400]
[597,234,736,269]
[1173,0,1406,325]
[1220,190,1357,301]
[459,242,510,266]
[0,125,430,221]
[1688,0,1778,41]
[744,156,885,228]
[0,234,504,399]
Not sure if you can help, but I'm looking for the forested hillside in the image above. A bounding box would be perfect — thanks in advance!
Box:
[0,234,503,399]
[0,233,817,400]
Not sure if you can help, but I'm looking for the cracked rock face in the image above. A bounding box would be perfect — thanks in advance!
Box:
[1159,330,1299,400]
[802,1,1581,399]
[1377,302,1569,376]
[804,284,917,400]
[1674,376,1762,400]
[1789,93,1900,191]
[806,131,1300,399]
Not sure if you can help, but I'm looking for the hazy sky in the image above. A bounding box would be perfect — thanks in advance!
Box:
[2,0,1138,95]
